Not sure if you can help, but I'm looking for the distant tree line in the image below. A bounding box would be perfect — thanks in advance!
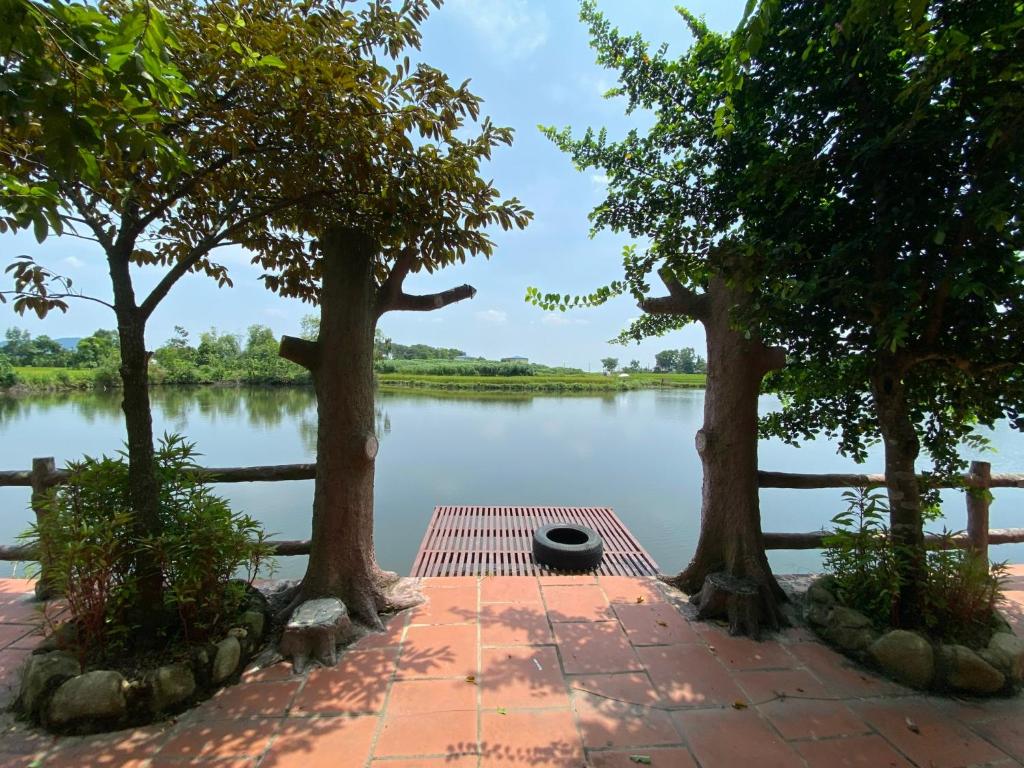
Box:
[655,348,707,374]
[0,324,620,387]
[599,348,707,374]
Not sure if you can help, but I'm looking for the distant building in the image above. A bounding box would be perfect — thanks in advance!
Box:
[501,356,528,363]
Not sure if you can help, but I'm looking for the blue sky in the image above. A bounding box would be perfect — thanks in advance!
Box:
[3,0,747,369]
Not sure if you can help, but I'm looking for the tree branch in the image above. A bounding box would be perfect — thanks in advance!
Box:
[639,267,709,319]
[0,290,114,311]
[375,246,416,316]
[137,193,311,321]
[385,284,477,313]
[279,336,320,370]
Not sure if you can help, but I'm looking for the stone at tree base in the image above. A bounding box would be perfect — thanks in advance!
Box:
[151,664,196,712]
[241,610,266,642]
[868,630,934,689]
[985,633,1024,684]
[212,636,242,683]
[47,671,126,727]
[804,578,837,627]
[32,622,79,655]
[939,644,1006,694]
[279,598,353,673]
[821,606,877,655]
[18,651,80,716]
[992,610,1014,635]
[806,579,837,608]
[228,626,252,656]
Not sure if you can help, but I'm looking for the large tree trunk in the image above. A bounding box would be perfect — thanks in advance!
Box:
[284,227,420,629]
[870,365,926,628]
[663,278,787,637]
[109,254,164,625]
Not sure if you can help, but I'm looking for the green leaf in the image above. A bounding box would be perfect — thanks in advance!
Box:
[32,214,47,244]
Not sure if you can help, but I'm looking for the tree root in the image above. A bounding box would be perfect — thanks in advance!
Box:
[690,571,788,640]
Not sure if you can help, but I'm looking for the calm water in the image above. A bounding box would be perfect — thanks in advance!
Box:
[1,387,1021,579]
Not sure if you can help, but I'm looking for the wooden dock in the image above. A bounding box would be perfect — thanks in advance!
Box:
[410,505,660,577]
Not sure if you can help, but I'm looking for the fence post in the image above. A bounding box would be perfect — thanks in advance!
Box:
[966,460,991,562]
[30,457,57,599]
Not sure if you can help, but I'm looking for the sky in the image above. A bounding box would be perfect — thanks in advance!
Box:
[3,0,749,370]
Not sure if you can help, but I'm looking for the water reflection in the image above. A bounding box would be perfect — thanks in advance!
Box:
[1,386,1021,579]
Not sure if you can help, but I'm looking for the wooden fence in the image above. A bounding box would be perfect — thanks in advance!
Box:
[1,458,1022,570]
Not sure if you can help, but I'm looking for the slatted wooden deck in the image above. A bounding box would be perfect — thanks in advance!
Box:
[410,505,660,577]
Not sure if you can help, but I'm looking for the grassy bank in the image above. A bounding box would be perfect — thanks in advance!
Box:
[4,366,706,393]
[376,371,705,391]
[9,367,105,390]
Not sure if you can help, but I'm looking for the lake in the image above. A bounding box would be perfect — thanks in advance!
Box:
[1,386,1021,579]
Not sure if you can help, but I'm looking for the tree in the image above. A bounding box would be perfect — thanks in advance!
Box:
[196,329,241,370]
[1,0,452,621]
[227,5,531,627]
[532,3,787,634]
[627,359,641,372]
[601,357,619,373]
[72,329,119,368]
[726,0,1024,626]
[654,349,679,373]
[678,347,697,374]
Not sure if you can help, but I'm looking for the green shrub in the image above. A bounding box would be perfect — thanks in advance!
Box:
[0,353,16,387]
[823,487,1006,646]
[93,363,122,389]
[23,435,274,663]
[823,488,900,626]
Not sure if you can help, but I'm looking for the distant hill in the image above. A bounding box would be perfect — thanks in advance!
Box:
[55,337,80,350]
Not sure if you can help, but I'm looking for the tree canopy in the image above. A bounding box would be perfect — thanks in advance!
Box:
[726,0,1024,623]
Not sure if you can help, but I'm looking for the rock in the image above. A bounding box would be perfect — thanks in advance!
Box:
[804,601,832,627]
[806,580,837,607]
[18,651,80,716]
[151,664,196,712]
[212,636,241,683]
[241,610,266,642]
[939,644,1005,694]
[869,630,934,689]
[822,606,877,654]
[47,671,126,727]
[33,622,79,655]
[992,610,1015,635]
[986,633,1024,684]
[279,598,353,673]
[263,579,302,618]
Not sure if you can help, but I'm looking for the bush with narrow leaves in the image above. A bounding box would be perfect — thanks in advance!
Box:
[823,487,1007,646]
[23,434,273,664]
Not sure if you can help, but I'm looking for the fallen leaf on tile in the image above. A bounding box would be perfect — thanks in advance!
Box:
[656,620,668,627]
[636,597,645,604]
[465,675,476,685]
[629,757,652,765]
[497,707,507,715]
[905,717,920,734]
[732,700,748,710]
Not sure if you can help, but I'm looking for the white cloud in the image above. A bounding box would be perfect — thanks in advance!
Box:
[475,308,508,325]
[62,256,84,269]
[445,0,549,59]
[263,306,288,319]
[541,313,589,327]
[591,174,610,186]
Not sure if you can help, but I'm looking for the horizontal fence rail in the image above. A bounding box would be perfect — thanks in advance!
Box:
[1,458,1022,568]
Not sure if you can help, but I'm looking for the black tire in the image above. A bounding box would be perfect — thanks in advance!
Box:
[532,523,604,572]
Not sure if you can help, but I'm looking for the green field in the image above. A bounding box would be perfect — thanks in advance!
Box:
[5,366,706,393]
[11,367,100,389]
[376,371,705,392]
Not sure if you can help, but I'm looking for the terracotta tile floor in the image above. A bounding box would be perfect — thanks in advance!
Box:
[0,569,1022,768]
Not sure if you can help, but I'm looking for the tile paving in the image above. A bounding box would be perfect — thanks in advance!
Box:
[0,569,1021,767]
